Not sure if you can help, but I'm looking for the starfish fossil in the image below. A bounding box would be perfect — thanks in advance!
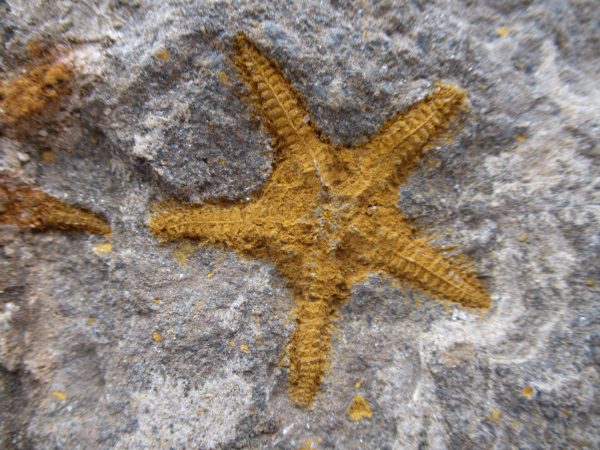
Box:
[149,33,490,406]
[0,173,110,235]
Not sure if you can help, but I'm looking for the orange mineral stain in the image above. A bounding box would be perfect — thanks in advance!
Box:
[496,27,510,38]
[152,331,162,343]
[489,408,502,422]
[0,44,73,131]
[51,390,67,401]
[93,242,113,254]
[522,385,534,399]
[348,395,373,421]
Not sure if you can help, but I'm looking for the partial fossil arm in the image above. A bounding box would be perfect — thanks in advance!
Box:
[0,173,110,235]
[370,233,489,309]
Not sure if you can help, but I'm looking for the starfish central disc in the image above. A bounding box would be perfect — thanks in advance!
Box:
[149,32,490,406]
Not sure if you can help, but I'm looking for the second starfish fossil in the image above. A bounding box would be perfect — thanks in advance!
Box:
[150,33,490,406]
[0,173,110,235]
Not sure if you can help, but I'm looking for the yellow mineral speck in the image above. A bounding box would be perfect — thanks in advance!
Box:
[93,242,112,254]
[348,395,372,421]
[517,232,528,242]
[196,301,205,308]
[522,385,534,399]
[586,278,596,289]
[298,439,316,450]
[228,339,235,348]
[51,390,67,401]
[152,298,161,304]
[219,70,230,86]
[86,316,96,326]
[442,301,453,315]
[489,408,501,422]
[240,343,250,353]
[207,271,213,279]
[426,157,442,168]
[155,48,170,62]
[152,331,162,342]
[496,27,510,37]
[354,380,362,388]
[41,150,55,162]
[173,242,196,266]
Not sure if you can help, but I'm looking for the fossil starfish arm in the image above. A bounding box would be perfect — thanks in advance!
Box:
[234,34,311,148]
[38,199,111,235]
[288,295,334,406]
[149,201,280,251]
[0,174,110,235]
[149,179,328,250]
[280,256,352,407]
[233,33,340,186]
[335,84,468,194]
[363,226,490,309]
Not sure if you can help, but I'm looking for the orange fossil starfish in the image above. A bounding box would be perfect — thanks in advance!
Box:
[0,173,110,235]
[149,33,490,406]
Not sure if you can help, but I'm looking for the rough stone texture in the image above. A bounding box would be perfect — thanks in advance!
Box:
[0,0,598,449]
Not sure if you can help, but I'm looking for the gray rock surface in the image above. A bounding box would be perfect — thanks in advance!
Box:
[1,0,599,448]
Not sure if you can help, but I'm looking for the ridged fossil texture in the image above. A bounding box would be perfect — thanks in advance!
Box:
[0,173,110,235]
[149,32,490,406]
